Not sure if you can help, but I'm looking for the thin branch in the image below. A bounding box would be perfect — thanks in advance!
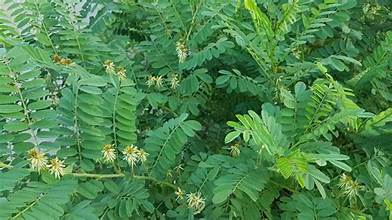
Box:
[11,196,42,219]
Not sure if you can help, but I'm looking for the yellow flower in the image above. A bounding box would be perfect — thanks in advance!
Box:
[103,60,115,73]
[122,145,139,168]
[186,192,205,214]
[117,67,126,80]
[27,148,47,173]
[102,144,116,163]
[122,145,149,168]
[175,187,185,200]
[137,148,149,163]
[47,157,65,179]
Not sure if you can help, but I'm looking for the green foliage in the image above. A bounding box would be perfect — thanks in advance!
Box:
[0,178,76,219]
[212,166,269,204]
[280,192,337,219]
[145,113,201,179]
[1,0,392,219]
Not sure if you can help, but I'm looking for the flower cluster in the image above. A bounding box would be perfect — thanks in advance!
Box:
[122,145,148,168]
[174,187,205,214]
[103,60,115,73]
[338,173,364,199]
[27,148,65,179]
[27,147,47,172]
[175,187,185,200]
[103,60,127,79]
[146,74,181,90]
[102,144,116,163]
[117,67,126,80]
[176,40,189,63]
[170,74,180,89]
[52,54,73,65]
[146,75,163,88]
[49,91,60,106]
[229,143,241,157]
[174,187,206,214]
[167,164,184,179]
[186,192,205,214]
[47,158,65,179]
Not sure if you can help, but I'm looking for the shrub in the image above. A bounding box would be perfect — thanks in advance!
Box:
[0,0,391,219]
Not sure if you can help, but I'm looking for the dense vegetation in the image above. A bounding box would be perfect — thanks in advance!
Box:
[0,0,391,219]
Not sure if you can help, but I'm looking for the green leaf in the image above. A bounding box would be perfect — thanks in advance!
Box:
[3,121,28,132]
[308,167,330,183]
[212,167,269,204]
[314,179,326,199]
[79,76,107,87]
[0,105,23,113]
[0,168,30,192]
[224,131,241,143]
[212,185,233,204]
[0,95,18,104]
[329,160,352,172]
[145,114,200,179]
[77,180,104,199]
[80,86,102,94]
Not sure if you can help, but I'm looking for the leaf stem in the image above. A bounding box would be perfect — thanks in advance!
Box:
[33,0,57,54]
[185,1,202,41]
[6,64,40,147]
[70,172,124,178]
[73,85,83,164]
[112,83,120,147]
[11,196,41,219]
